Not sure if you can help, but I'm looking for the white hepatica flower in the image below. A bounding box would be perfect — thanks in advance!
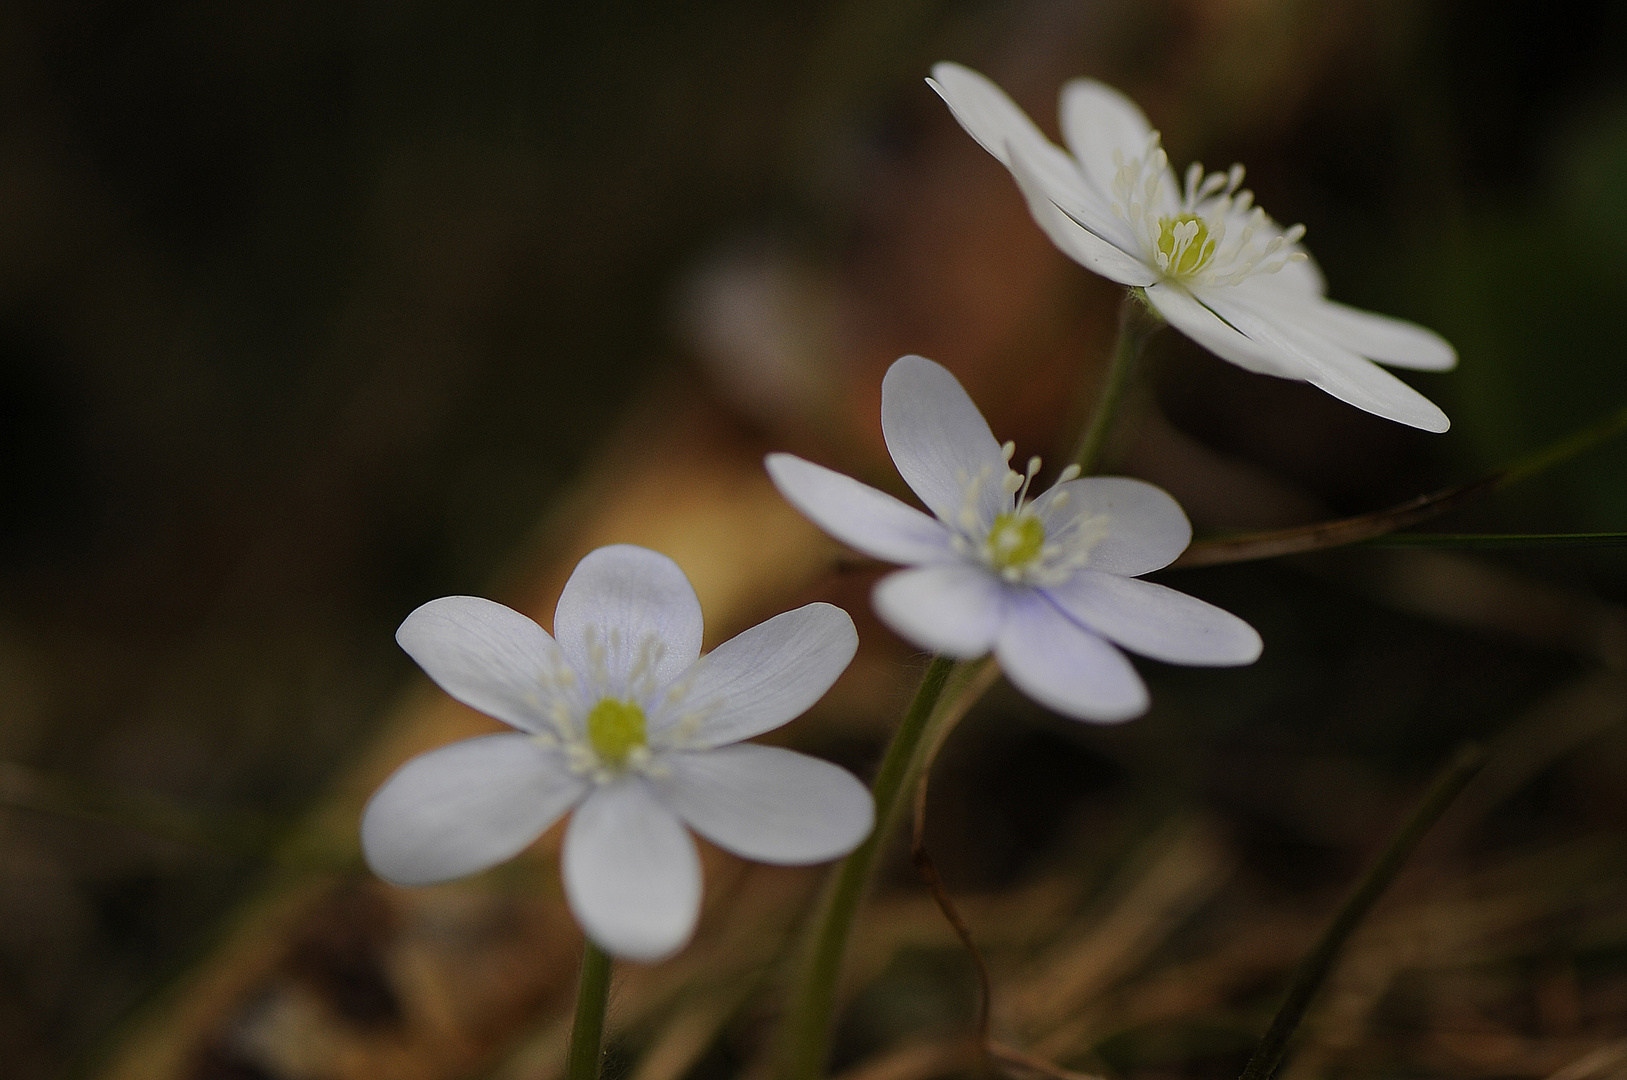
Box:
[362,544,871,962]
[928,62,1456,432]
[767,355,1260,722]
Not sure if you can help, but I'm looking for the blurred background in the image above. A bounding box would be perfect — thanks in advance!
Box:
[4,1,1627,1078]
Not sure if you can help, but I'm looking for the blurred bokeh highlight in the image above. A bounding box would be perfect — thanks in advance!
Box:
[2,1,1627,1078]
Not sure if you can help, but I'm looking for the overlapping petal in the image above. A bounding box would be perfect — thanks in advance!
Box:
[1283,296,1457,372]
[926,62,1085,204]
[1202,289,1450,431]
[1008,147,1157,286]
[652,744,873,864]
[361,734,587,885]
[1045,571,1262,666]
[996,592,1148,722]
[395,596,568,734]
[1058,77,1155,203]
[880,355,1010,529]
[765,453,954,565]
[1032,475,1193,577]
[554,544,705,693]
[662,602,858,749]
[563,778,702,963]
[1144,284,1303,378]
[874,564,1006,659]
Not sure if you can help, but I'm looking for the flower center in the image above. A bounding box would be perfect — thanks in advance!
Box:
[986,512,1046,571]
[1155,213,1215,277]
[586,698,647,766]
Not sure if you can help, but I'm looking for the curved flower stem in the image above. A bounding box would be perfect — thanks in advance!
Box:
[566,939,614,1080]
[778,655,961,1080]
[1177,399,1627,568]
[1238,743,1485,1080]
[1071,290,1164,475]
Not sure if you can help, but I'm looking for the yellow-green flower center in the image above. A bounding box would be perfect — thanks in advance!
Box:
[586,698,647,766]
[987,513,1046,571]
[1155,213,1215,277]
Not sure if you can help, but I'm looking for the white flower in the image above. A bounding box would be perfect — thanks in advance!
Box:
[767,355,1260,722]
[361,544,872,962]
[927,62,1457,432]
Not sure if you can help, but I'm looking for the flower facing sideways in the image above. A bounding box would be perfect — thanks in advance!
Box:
[928,62,1457,432]
[362,544,872,962]
[768,355,1261,722]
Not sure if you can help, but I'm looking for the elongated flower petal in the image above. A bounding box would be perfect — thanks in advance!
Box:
[361,734,587,885]
[1008,146,1158,286]
[1032,476,1192,577]
[1145,283,1304,378]
[1203,289,1450,431]
[765,453,954,565]
[553,544,705,694]
[663,602,858,749]
[563,778,702,962]
[1045,570,1262,666]
[396,596,570,734]
[996,592,1148,722]
[1286,296,1457,372]
[653,744,873,864]
[1058,77,1156,203]
[874,564,1006,659]
[881,355,1010,529]
[927,62,1085,203]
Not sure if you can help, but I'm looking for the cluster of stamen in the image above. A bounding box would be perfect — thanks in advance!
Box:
[524,626,717,783]
[1110,132,1308,287]
[950,443,1106,586]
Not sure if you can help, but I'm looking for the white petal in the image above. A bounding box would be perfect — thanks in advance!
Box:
[1044,570,1261,666]
[765,453,954,566]
[1008,145,1157,286]
[880,355,1009,529]
[927,62,1085,199]
[996,592,1148,723]
[1032,476,1192,577]
[873,564,1006,659]
[1146,283,1304,378]
[361,734,587,885]
[1290,298,1457,372]
[1274,248,1327,297]
[396,596,570,734]
[563,778,701,962]
[652,744,873,864]
[661,602,858,749]
[1204,291,1450,432]
[1058,78,1155,201]
[554,545,704,695]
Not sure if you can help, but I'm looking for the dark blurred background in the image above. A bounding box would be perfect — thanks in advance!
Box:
[3,2,1627,1078]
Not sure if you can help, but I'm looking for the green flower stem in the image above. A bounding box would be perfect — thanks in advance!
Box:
[1071,290,1163,475]
[778,654,958,1080]
[566,938,614,1080]
[1238,743,1485,1080]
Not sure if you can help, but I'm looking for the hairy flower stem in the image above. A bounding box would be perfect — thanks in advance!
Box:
[566,939,614,1080]
[779,655,959,1080]
[1238,743,1485,1080]
[1071,290,1164,475]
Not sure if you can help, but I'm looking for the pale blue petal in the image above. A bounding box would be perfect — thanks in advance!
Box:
[564,778,701,962]
[652,744,873,864]
[1031,476,1191,577]
[553,545,704,696]
[995,592,1148,722]
[396,595,570,734]
[361,734,587,885]
[1045,570,1261,666]
[765,453,954,565]
[880,355,1009,530]
[873,564,1006,659]
[660,602,857,749]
